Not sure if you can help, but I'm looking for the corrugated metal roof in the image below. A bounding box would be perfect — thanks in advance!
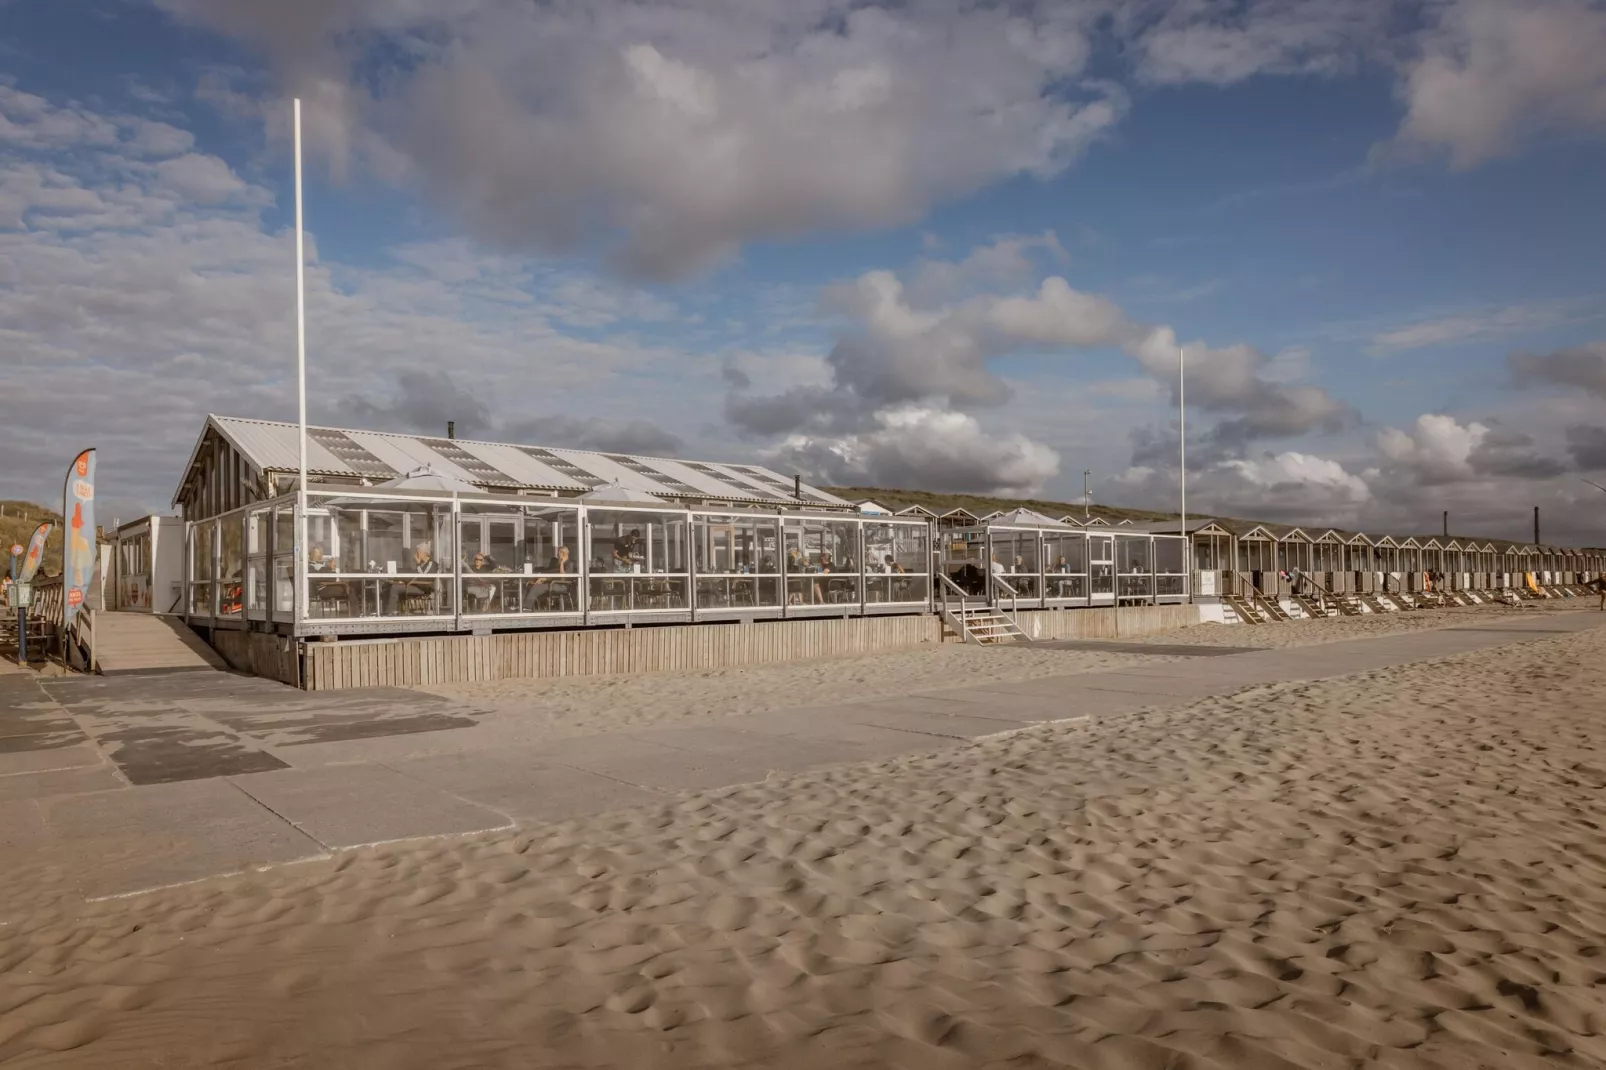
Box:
[202,415,848,506]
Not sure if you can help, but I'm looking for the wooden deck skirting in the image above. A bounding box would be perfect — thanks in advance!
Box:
[303,614,941,691]
[1011,605,1202,641]
[296,605,1205,691]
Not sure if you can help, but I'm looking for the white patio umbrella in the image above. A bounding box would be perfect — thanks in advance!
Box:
[374,465,483,494]
[579,481,664,505]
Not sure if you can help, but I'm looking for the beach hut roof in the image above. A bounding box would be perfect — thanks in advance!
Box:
[989,507,1072,528]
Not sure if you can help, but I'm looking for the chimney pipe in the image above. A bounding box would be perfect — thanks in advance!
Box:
[1442,510,1448,538]
[793,474,802,501]
[1534,505,1540,546]
[447,421,456,440]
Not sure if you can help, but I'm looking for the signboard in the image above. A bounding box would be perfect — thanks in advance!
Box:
[18,522,51,584]
[62,449,97,627]
[1197,571,1217,596]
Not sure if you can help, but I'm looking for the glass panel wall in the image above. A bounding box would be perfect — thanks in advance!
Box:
[303,493,456,619]
[1116,534,1153,601]
[784,517,860,607]
[695,513,782,610]
[1154,536,1186,598]
[588,508,690,611]
[218,512,244,619]
[1043,531,1087,601]
[273,504,295,620]
[189,518,215,617]
[861,521,929,605]
[990,529,1040,599]
[459,501,582,615]
[246,506,269,618]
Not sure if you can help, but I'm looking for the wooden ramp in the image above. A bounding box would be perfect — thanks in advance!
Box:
[93,612,229,676]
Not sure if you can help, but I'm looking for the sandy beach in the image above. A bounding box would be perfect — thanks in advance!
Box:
[3,612,1605,1068]
[415,598,1554,744]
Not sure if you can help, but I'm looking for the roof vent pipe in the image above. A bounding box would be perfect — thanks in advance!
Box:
[1534,505,1540,546]
[793,474,802,501]
[447,421,456,440]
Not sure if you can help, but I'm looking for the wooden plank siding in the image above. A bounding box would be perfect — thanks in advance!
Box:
[304,615,944,691]
[1012,605,1201,641]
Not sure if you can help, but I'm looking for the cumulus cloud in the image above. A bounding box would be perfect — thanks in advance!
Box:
[0,87,693,513]
[1374,413,1567,485]
[724,239,1350,495]
[1389,0,1606,167]
[771,407,1060,498]
[1509,340,1606,397]
[158,0,1124,280]
[1110,448,1372,526]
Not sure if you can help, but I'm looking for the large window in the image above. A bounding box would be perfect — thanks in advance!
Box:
[784,517,860,607]
[303,494,456,620]
[990,529,1040,599]
[1043,531,1087,601]
[1155,536,1186,598]
[459,502,581,616]
[695,513,782,610]
[862,521,929,604]
[218,514,244,619]
[1117,534,1153,600]
[189,519,215,617]
[588,509,690,611]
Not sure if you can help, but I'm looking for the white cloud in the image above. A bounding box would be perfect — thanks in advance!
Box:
[160,0,1125,280]
[1390,0,1606,167]
[0,87,696,514]
[1368,301,1584,353]
[1130,0,1386,86]
[772,407,1061,497]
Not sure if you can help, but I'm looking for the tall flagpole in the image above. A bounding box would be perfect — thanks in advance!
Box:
[293,98,308,493]
[1179,345,1188,597]
[1179,345,1187,529]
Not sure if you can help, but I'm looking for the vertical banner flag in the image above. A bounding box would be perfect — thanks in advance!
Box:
[19,522,52,584]
[62,449,96,626]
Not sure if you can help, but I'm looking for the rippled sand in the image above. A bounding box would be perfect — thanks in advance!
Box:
[4,618,1605,1068]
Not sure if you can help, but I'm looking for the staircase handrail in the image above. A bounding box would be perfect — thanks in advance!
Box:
[990,572,1020,613]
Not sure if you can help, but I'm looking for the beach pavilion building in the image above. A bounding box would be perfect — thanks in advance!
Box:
[151,414,1604,687]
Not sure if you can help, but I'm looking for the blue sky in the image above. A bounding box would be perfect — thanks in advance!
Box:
[2,0,1605,543]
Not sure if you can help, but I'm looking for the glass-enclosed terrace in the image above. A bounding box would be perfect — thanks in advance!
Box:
[938,511,1188,608]
[186,490,933,636]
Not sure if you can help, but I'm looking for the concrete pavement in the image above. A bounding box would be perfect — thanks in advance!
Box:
[2,610,1601,902]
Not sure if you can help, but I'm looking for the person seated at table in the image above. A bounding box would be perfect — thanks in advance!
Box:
[307,544,333,572]
[384,542,440,614]
[814,551,836,602]
[525,546,573,608]
[760,555,776,573]
[464,551,500,612]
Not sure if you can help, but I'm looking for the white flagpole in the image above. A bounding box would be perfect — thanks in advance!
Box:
[293,99,309,630]
[294,98,308,493]
[1179,345,1188,597]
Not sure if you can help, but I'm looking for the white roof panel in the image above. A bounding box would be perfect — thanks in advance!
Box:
[201,415,845,505]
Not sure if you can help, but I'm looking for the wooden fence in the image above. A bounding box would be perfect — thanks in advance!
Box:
[304,614,942,691]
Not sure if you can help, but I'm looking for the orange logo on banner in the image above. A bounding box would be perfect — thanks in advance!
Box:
[75,452,90,477]
[66,588,83,607]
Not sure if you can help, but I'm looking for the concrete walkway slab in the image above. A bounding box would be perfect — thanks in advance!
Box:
[37,779,323,898]
[855,690,1046,722]
[536,733,778,793]
[391,750,661,823]
[0,764,125,802]
[231,763,512,848]
[730,708,955,756]
[833,699,1035,739]
[0,740,104,775]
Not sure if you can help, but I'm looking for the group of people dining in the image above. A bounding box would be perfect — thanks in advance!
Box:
[300,534,917,616]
